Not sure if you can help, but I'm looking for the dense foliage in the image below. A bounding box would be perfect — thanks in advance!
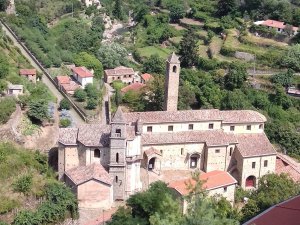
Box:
[0,97,16,124]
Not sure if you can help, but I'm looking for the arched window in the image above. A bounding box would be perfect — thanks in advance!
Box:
[116,153,119,163]
[94,149,100,158]
[172,65,177,73]
[246,176,256,187]
[115,176,118,183]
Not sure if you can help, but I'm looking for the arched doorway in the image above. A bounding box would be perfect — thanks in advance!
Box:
[190,153,200,169]
[148,157,156,171]
[246,176,256,188]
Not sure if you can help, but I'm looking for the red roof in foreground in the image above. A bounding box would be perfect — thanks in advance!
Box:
[72,67,93,78]
[19,69,36,75]
[141,73,153,82]
[56,75,71,84]
[168,170,237,196]
[121,82,145,93]
[244,195,300,225]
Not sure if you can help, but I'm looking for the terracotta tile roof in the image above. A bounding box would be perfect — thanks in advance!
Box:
[61,81,80,92]
[58,128,78,145]
[142,130,237,146]
[124,110,266,125]
[104,66,134,76]
[124,109,222,124]
[168,170,237,196]
[244,195,300,225]
[276,153,300,182]
[141,73,153,82]
[65,163,112,186]
[19,69,36,75]
[144,147,162,157]
[72,67,94,78]
[77,124,110,147]
[220,110,266,123]
[121,83,145,93]
[56,75,71,84]
[262,20,285,29]
[235,133,276,157]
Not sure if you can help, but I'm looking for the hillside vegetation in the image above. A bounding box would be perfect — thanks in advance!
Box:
[0,142,78,224]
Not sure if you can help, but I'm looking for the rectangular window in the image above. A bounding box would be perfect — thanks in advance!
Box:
[147,126,152,132]
[181,148,184,155]
[229,147,233,156]
[264,160,268,167]
[252,162,256,169]
[190,157,198,168]
[188,124,194,130]
[247,125,251,130]
[215,149,220,153]
[209,123,214,129]
[168,125,173,131]
[115,129,121,137]
[230,126,235,131]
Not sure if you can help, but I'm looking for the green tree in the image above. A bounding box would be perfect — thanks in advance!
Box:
[113,0,124,20]
[28,100,49,122]
[12,174,33,196]
[169,4,185,23]
[84,83,99,99]
[0,54,9,79]
[179,28,198,67]
[143,54,165,74]
[273,85,293,109]
[123,90,145,111]
[86,98,98,110]
[74,88,87,102]
[74,52,104,79]
[142,75,165,111]
[224,63,248,90]
[59,99,71,110]
[97,43,128,69]
[221,89,251,109]
[282,44,300,71]
[217,0,237,16]
[0,0,8,11]
[241,199,260,223]
[271,69,294,87]
[178,81,196,110]
[60,118,71,127]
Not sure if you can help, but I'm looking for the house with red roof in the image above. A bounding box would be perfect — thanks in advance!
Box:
[254,19,298,36]
[169,171,237,213]
[244,195,300,225]
[121,82,145,94]
[141,73,153,84]
[19,69,37,83]
[55,75,80,95]
[71,67,94,87]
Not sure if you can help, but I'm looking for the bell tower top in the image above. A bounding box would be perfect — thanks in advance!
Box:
[164,52,180,111]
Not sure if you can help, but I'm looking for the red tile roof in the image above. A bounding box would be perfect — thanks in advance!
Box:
[244,195,300,225]
[141,73,153,82]
[276,153,300,182]
[72,67,93,78]
[19,69,36,76]
[58,128,78,145]
[168,170,237,196]
[220,110,266,123]
[121,83,145,93]
[104,66,134,76]
[56,75,71,84]
[65,163,112,186]
[236,133,276,157]
[262,20,285,29]
[61,81,80,92]
[142,130,237,146]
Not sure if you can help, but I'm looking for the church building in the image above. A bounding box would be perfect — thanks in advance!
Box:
[58,53,276,208]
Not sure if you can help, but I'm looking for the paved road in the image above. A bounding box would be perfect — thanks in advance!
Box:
[1,23,84,125]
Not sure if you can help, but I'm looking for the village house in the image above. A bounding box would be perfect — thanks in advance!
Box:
[104,66,135,85]
[58,53,277,209]
[254,19,298,36]
[169,170,237,213]
[19,69,37,83]
[7,84,23,96]
[121,82,145,94]
[141,73,153,84]
[55,75,80,95]
[71,67,94,87]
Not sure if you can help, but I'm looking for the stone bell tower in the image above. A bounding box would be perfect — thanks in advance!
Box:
[109,107,127,200]
[164,52,180,111]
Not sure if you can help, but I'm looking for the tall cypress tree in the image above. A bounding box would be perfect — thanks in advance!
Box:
[178,28,198,68]
[113,0,123,20]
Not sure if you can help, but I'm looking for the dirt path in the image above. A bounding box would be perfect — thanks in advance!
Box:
[0,22,84,126]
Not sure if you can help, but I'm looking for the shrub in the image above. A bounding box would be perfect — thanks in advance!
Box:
[28,100,49,123]
[0,97,16,124]
[60,118,71,128]
[59,98,70,110]
[0,197,20,214]
[86,98,98,110]
[12,174,33,196]
[84,83,99,99]
[74,88,87,102]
